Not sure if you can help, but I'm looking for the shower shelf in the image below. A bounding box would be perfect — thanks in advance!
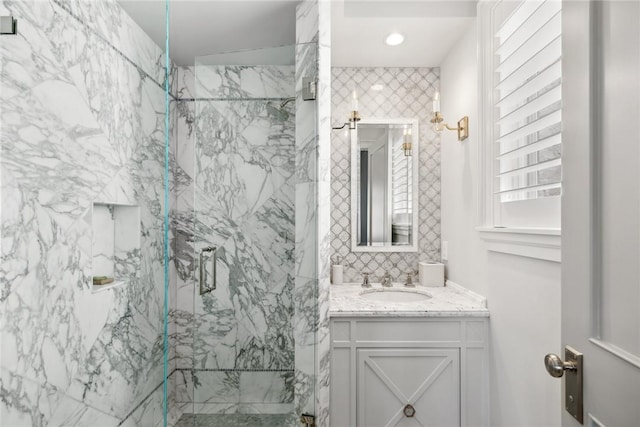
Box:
[92,279,128,294]
[90,202,140,292]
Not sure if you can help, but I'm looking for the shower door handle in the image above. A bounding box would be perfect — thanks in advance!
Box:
[199,246,216,295]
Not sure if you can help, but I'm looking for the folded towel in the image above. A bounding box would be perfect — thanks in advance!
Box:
[93,277,114,285]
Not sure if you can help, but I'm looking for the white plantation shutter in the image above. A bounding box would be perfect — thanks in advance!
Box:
[494,0,562,203]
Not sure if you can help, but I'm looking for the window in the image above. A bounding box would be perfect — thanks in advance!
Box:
[478,0,562,261]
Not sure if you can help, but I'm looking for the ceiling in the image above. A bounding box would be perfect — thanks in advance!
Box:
[119,0,476,67]
[331,0,476,67]
[118,0,298,66]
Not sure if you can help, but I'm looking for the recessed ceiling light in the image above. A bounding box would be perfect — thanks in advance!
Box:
[385,32,405,46]
[371,84,384,91]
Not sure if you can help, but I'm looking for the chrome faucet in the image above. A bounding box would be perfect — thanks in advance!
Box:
[361,272,371,288]
[381,271,392,287]
[404,272,415,287]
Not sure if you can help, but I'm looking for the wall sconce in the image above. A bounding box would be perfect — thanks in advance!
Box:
[332,90,361,130]
[431,92,469,141]
[402,127,412,156]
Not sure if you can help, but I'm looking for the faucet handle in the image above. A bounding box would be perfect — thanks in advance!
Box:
[361,272,371,288]
[405,271,415,287]
[381,270,392,287]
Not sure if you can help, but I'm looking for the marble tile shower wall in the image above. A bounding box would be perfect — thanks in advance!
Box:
[331,67,442,283]
[0,0,175,426]
[170,64,299,418]
[168,4,331,425]
[299,2,332,425]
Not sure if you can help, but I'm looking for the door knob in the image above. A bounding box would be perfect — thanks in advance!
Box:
[544,347,583,424]
[544,353,576,377]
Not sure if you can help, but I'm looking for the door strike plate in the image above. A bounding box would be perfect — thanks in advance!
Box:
[564,346,583,424]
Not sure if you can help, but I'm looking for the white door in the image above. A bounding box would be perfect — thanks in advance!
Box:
[561,1,640,426]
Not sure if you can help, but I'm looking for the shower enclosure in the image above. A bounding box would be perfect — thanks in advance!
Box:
[170,42,321,425]
[0,0,326,425]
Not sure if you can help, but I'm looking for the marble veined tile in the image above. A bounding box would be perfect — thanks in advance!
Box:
[174,100,195,178]
[172,190,195,282]
[92,204,115,278]
[118,383,165,427]
[65,287,164,420]
[176,370,294,410]
[175,66,195,100]
[172,314,194,373]
[296,0,319,45]
[193,371,240,404]
[1,78,121,232]
[192,180,295,370]
[0,0,81,101]
[1,211,96,392]
[194,65,294,99]
[66,32,157,166]
[294,183,318,280]
[1,171,58,302]
[196,100,294,151]
[0,368,63,426]
[194,100,295,225]
[48,392,122,427]
[0,368,120,427]
[1,1,172,426]
[94,165,137,206]
[239,371,293,404]
[59,0,166,87]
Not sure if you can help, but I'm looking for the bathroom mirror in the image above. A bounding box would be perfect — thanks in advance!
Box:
[351,118,419,252]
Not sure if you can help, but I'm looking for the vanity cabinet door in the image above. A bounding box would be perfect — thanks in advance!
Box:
[357,348,460,427]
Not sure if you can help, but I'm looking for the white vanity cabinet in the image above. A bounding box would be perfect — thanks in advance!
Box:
[330,317,489,427]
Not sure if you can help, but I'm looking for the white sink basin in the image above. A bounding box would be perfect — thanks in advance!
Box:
[359,288,432,303]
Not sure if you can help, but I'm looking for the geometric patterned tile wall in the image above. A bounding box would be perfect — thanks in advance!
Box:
[331,67,441,283]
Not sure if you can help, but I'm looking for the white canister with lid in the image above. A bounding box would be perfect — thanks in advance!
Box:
[419,262,445,287]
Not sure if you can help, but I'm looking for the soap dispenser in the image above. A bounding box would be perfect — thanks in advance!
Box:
[331,256,343,285]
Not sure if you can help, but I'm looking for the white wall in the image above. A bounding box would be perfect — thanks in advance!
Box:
[440,21,562,427]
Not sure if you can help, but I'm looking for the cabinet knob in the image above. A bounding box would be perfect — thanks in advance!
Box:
[403,404,416,417]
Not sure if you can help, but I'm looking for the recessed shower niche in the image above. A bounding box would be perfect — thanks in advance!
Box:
[90,202,141,292]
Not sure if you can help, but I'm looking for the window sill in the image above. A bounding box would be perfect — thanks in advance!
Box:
[476,227,561,262]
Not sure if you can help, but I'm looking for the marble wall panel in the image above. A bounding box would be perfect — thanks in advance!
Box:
[172,368,294,418]
[170,96,195,377]
[315,3,332,425]
[168,4,330,424]
[0,0,173,425]
[92,204,116,277]
[170,62,298,420]
[192,98,295,372]
[55,0,167,90]
[292,2,332,426]
[194,65,295,99]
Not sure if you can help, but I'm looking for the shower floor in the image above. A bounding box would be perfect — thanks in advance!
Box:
[175,413,295,427]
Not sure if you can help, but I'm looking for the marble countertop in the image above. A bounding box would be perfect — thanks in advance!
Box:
[330,281,489,318]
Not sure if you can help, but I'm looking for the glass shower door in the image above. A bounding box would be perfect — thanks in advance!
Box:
[184,43,318,426]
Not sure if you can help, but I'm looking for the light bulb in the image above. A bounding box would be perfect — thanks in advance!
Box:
[433,91,441,113]
[385,32,405,46]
